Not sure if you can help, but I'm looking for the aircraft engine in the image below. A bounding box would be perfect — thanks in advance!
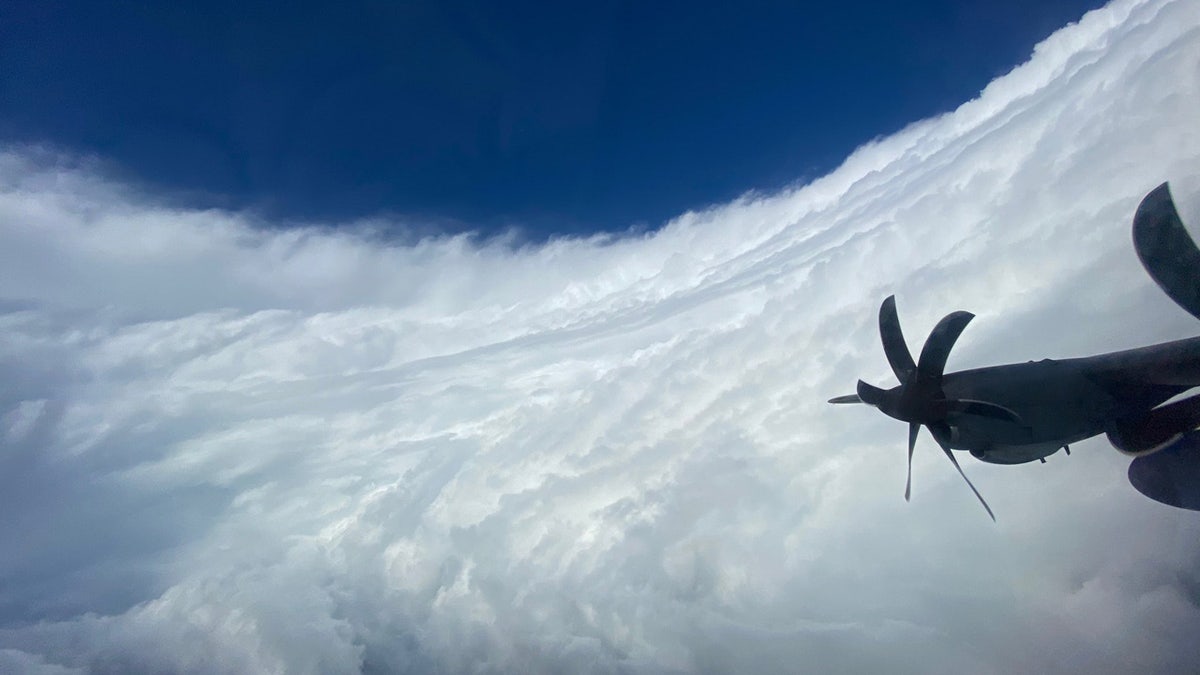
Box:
[828,296,1024,520]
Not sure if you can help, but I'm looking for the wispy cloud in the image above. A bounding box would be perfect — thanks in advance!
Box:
[2,0,1199,672]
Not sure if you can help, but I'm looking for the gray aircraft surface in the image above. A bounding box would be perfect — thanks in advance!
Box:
[829,183,1200,519]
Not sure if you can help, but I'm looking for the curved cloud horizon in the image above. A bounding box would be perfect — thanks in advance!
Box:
[2,0,1200,672]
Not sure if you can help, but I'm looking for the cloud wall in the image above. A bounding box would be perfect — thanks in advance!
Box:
[2,0,1200,672]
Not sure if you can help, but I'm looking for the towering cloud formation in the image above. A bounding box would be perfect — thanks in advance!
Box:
[2,0,1199,672]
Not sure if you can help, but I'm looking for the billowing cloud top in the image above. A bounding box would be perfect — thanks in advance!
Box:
[3,0,1200,673]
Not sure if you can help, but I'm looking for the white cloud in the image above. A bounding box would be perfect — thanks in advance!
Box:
[2,0,1200,672]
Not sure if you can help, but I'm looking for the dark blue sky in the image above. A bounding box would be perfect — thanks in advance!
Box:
[0,1,1106,239]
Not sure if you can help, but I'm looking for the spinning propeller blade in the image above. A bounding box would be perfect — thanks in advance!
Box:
[1133,182,1200,321]
[916,311,974,378]
[856,380,888,407]
[930,423,995,522]
[878,296,916,382]
[906,423,918,501]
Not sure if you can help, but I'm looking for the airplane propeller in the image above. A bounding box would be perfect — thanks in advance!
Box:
[1133,182,1200,321]
[829,296,1023,521]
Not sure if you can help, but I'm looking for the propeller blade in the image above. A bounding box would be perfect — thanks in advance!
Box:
[856,380,888,407]
[1132,182,1200,321]
[828,394,863,404]
[929,422,995,522]
[938,399,1024,425]
[906,422,918,501]
[878,295,916,383]
[916,311,975,379]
